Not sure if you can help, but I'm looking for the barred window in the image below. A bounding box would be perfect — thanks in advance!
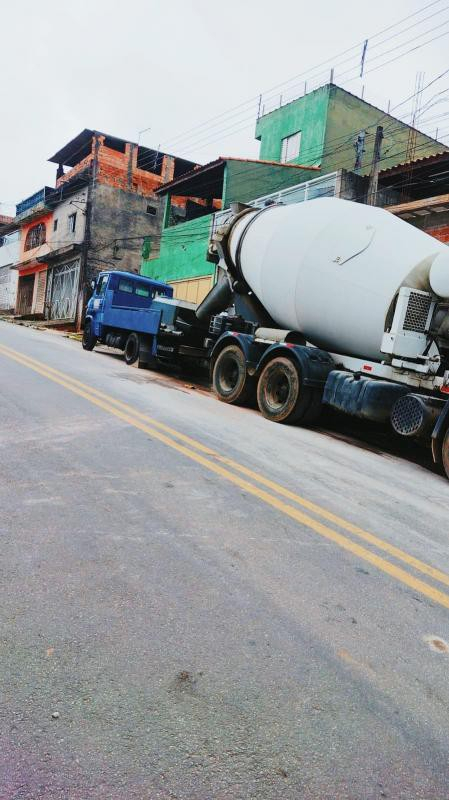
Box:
[25,223,46,251]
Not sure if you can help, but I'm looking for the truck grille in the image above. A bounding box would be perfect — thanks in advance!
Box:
[403,291,432,333]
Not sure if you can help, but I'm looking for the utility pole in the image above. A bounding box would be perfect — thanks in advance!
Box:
[367,125,384,206]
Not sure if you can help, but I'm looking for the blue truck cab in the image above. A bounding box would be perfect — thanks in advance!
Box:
[83,270,209,368]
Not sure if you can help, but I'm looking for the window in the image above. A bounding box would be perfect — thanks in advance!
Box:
[67,212,77,233]
[280,131,302,163]
[146,205,157,216]
[118,279,134,293]
[53,219,58,232]
[97,275,109,296]
[135,285,150,297]
[25,222,46,251]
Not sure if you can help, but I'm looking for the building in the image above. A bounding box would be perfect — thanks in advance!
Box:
[378,152,449,243]
[255,83,445,178]
[4,130,196,326]
[142,83,445,300]
[141,156,321,301]
[0,215,20,312]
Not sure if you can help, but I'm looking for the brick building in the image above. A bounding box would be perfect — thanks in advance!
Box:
[378,152,449,242]
[5,130,196,326]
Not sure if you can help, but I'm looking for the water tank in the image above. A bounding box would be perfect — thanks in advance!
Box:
[226,198,449,361]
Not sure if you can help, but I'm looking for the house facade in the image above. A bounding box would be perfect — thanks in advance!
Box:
[6,130,196,326]
[0,216,20,312]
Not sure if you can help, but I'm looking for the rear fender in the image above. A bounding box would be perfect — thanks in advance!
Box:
[256,343,335,388]
[431,398,449,462]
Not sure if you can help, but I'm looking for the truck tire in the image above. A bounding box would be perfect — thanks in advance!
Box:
[82,320,97,351]
[257,356,316,424]
[441,428,449,480]
[125,332,140,365]
[212,344,255,405]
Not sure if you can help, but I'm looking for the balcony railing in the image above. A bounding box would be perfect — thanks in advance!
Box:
[16,187,53,218]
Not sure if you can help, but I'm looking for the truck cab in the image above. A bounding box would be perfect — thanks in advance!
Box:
[83,270,210,369]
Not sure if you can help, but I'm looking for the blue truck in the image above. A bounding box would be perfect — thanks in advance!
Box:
[83,270,223,370]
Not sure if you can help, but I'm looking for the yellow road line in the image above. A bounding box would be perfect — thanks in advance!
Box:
[3,343,449,609]
[2,342,449,610]
[1,341,449,592]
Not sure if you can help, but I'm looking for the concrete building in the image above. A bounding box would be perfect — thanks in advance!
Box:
[4,130,196,326]
[255,83,445,178]
[0,216,20,312]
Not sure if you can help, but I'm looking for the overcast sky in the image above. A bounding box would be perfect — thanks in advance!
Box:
[1,0,448,215]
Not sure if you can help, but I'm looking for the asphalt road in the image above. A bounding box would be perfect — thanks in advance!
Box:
[1,320,449,800]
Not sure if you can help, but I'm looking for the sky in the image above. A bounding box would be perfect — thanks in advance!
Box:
[1,0,448,215]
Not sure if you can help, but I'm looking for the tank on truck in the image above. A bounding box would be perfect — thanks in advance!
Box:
[198,197,449,478]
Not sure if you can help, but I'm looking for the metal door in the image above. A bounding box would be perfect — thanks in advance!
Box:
[48,260,80,320]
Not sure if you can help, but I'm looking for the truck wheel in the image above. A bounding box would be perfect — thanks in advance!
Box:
[257,356,315,424]
[212,345,254,405]
[82,320,97,351]
[125,332,140,365]
[441,428,449,480]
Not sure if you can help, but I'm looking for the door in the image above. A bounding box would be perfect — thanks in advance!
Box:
[48,259,80,321]
[16,274,34,315]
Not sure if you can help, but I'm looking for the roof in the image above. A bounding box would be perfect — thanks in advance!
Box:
[48,128,197,173]
[156,156,320,197]
[379,150,449,178]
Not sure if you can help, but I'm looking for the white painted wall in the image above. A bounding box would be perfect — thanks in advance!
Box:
[0,229,20,268]
[0,230,20,310]
[48,192,87,250]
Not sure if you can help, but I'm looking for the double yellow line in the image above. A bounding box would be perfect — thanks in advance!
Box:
[1,339,449,610]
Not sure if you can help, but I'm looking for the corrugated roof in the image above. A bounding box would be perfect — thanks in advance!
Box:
[156,156,319,196]
[379,150,449,177]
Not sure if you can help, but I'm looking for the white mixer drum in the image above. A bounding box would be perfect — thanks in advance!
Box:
[227,198,448,361]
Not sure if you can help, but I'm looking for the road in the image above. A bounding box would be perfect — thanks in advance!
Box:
[1,320,449,800]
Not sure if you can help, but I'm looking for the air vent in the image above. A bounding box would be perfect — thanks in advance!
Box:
[403,291,432,333]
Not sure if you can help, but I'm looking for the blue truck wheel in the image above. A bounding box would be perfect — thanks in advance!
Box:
[82,320,97,351]
[125,333,140,365]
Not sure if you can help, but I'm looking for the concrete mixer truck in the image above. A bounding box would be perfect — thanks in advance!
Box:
[83,197,449,479]
[197,197,449,479]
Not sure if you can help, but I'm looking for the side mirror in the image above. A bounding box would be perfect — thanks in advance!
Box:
[90,279,96,291]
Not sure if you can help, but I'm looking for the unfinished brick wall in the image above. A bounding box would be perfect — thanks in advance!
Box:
[428,224,449,244]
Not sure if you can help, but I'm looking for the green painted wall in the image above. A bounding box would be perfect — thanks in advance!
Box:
[256,83,443,180]
[141,160,318,283]
[141,215,214,282]
[224,160,317,205]
[323,85,442,176]
[255,85,330,170]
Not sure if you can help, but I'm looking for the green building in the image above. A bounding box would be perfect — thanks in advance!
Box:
[141,157,319,302]
[255,83,442,176]
[141,83,444,301]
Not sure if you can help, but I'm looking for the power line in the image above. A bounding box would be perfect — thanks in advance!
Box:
[160,0,447,152]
